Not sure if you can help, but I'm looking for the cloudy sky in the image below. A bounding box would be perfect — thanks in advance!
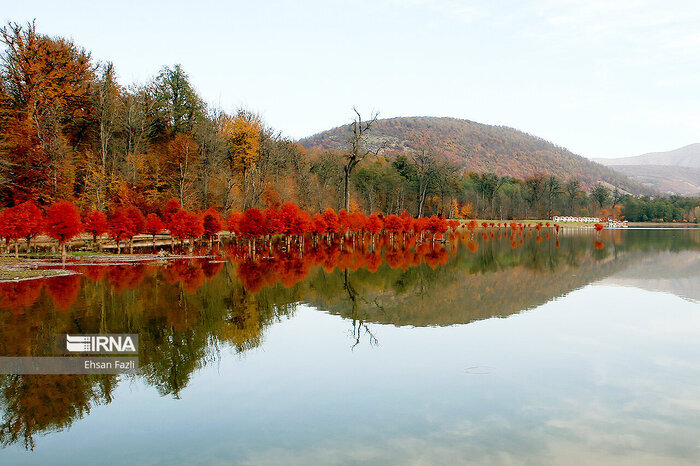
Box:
[4,0,700,158]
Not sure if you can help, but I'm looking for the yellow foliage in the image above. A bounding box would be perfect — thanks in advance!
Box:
[221,112,260,174]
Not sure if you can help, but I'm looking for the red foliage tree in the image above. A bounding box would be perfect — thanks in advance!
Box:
[44,200,83,261]
[312,213,327,238]
[322,208,339,236]
[238,208,266,254]
[427,216,448,241]
[238,208,267,238]
[338,209,351,236]
[226,212,242,236]
[263,206,282,236]
[349,212,367,234]
[202,208,223,246]
[0,208,21,257]
[162,198,182,227]
[13,201,44,253]
[383,214,403,243]
[169,210,204,252]
[83,210,107,250]
[278,202,301,236]
[122,206,145,253]
[145,213,165,251]
[365,214,383,236]
[108,208,135,254]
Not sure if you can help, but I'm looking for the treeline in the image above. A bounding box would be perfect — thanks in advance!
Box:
[0,197,463,260]
[0,22,698,223]
[619,195,700,222]
[349,159,699,222]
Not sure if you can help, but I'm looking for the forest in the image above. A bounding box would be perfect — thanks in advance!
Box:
[0,21,698,225]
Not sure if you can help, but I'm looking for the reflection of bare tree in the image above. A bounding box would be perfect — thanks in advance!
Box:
[344,270,379,350]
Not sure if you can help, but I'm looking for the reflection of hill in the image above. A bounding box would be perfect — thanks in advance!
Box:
[598,251,700,302]
[304,237,638,327]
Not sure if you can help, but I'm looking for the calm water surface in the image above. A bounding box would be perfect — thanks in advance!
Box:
[0,228,698,465]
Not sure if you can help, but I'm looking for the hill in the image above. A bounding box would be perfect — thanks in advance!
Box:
[594,143,700,168]
[594,144,700,195]
[300,116,649,194]
[596,165,700,195]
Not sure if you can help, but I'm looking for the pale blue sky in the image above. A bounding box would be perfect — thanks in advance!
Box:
[3,0,700,158]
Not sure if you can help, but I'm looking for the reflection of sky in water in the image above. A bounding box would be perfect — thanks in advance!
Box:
[3,284,699,465]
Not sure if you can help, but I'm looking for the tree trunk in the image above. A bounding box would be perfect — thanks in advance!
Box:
[344,167,351,211]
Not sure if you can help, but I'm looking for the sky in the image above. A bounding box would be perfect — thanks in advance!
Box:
[3,0,700,159]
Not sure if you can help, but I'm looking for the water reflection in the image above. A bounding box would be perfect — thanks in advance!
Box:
[0,228,698,452]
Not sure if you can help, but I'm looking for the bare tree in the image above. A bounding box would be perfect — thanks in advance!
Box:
[413,147,439,217]
[343,107,379,211]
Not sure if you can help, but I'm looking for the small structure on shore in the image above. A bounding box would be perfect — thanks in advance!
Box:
[552,216,601,223]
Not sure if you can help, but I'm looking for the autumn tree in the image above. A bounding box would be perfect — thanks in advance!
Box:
[0,22,95,204]
[221,110,261,209]
[107,208,134,254]
[169,210,203,252]
[124,206,145,253]
[83,210,107,250]
[89,62,121,210]
[202,207,223,248]
[13,201,44,253]
[166,133,199,207]
[343,108,379,211]
[238,207,266,254]
[144,213,165,251]
[0,208,20,256]
[44,200,83,262]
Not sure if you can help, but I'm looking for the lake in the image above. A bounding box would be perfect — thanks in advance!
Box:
[0,228,698,465]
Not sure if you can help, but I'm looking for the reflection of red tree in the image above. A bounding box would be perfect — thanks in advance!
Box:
[162,261,204,292]
[366,252,382,272]
[45,275,81,310]
[385,249,403,269]
[0,280,44,313]
[237,260,267,292]
[594,241,605,250]
[201,261,224,279]
[80,265,108,282]
[107,265,147,292]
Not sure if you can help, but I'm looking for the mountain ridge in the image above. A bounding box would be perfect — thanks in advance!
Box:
[593,143,700,194]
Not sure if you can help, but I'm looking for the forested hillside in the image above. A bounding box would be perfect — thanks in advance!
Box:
[300,116,648,194]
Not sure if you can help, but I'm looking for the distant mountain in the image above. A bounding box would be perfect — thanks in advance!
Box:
[594,144,700,195]
[594,143,700,168]
[596,165,700,196]
[300,116,650,194]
